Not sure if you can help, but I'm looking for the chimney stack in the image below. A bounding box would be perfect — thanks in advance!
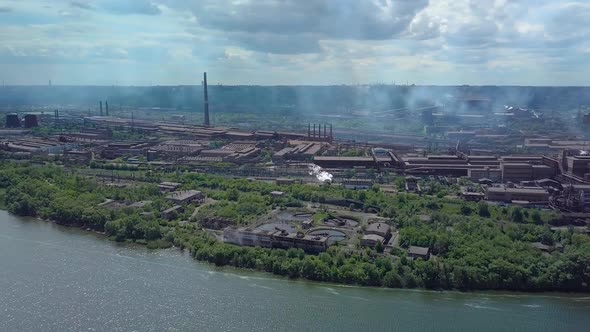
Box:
[308,123,311,138]
[105,101,109,116]
[323,123,327,139]
[99,101,103,116]
[313,124,316,138]
[203,72,210,127]
[330,124,333,140]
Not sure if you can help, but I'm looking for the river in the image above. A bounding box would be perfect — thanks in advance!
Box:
[0,210,588,331]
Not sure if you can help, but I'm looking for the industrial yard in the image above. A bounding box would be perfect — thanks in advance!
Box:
[1,81,590,270]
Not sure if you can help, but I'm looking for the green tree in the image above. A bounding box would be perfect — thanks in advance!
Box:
[375,241,384,253]
[478,201,491,217]
[512,208,524,223]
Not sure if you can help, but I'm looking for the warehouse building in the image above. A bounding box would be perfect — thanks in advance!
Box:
[485,185,549,204]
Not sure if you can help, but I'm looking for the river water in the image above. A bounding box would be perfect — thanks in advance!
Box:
[0,210,588,331]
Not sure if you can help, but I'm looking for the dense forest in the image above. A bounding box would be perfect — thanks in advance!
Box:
[0,163,588,292]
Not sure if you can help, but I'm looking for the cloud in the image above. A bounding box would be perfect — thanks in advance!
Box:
[100,0,161,16]
[0,0,589,85]
[167,0,429,54]
[230,32,322,54]
[69,1,93,10]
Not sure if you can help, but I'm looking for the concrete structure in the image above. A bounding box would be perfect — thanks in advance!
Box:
[341,178,373,190]
[162,205,183,220]
[223,227,329,253]
[158,182,182,192]
[165,190,204,205]
[63,150,93,165]
[408,246,430,260]
[365,222,391,239]
[460,187,485,201]
[361,234,385,247]
[531,242,563,253]
[405,176,421,192]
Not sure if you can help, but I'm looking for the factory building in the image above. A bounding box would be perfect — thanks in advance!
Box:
[565,184,590,203]
[564,154,590,179]
[273,142,323,162]
[313,156,376,168]
[150,140,205,158]
[63,150,93,165]
[23,114,39,128]
[0,138,73,154]
[341,178,373,190]
[5,113,20,128]
[468,168,502,182]
[99,142,154,159]
[485,185,550,204]
[501,163,534,182]
[196,141,261,163]
[223,227,329,253]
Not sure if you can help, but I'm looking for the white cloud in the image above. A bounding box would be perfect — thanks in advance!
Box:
[0,0,588,85]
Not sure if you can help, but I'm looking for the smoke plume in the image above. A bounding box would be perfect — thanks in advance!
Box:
[308,164,333,182]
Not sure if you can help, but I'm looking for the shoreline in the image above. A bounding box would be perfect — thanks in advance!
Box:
[3,209,589,296]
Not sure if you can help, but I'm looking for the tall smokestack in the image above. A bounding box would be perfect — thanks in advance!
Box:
[323,123,327,139]
[318,124,322,140]
[330,124,333,140]
[203,72,210,127]
[313,124,316,138]
[308,123,311,138]
[105,101,109,116]
[99,101,103,116]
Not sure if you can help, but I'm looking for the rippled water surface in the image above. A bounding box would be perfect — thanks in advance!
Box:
[1,210,588,331]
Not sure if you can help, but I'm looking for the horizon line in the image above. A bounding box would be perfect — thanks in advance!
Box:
[2,84,590,88]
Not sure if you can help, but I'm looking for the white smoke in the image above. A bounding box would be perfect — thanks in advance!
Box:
[580,150,588,156]
[308,164,333,182]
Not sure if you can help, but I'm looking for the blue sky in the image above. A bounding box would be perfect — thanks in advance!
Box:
[0,0,589,86]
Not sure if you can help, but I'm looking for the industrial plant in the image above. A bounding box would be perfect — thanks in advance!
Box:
[2,79,590,254]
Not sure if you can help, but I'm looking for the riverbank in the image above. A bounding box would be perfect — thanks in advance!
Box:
[6,208,589,295]
[2,210,589,332]
[1,163,589,292]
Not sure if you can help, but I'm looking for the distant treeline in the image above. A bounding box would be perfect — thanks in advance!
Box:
[1,85,589,113]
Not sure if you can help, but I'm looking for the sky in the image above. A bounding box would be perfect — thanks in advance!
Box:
[0,0,589,86]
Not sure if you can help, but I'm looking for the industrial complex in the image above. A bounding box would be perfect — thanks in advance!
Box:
[2,78,590,255]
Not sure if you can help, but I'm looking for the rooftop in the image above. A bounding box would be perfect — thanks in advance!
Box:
[166,190,202,201]
[408,246,430,256]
